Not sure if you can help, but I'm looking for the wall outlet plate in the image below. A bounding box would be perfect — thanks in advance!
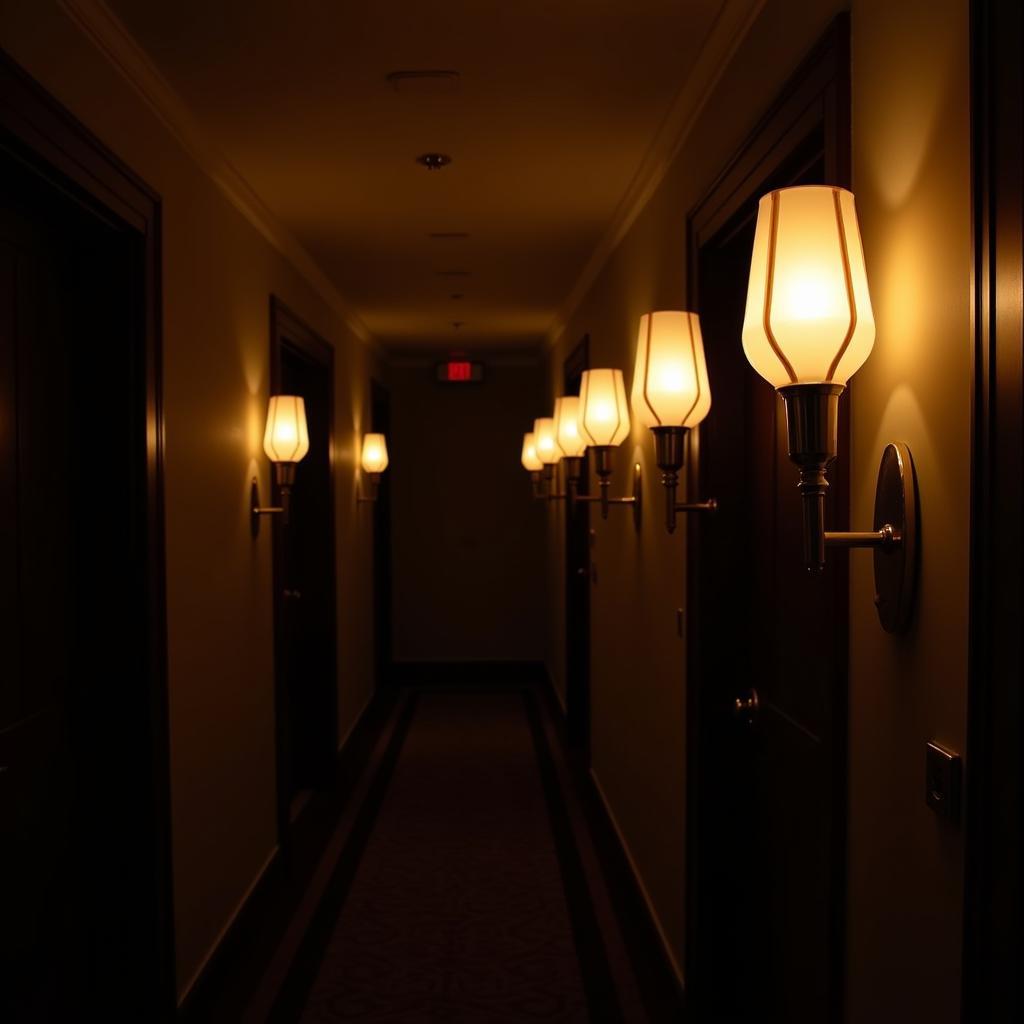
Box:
[925,741,961,822]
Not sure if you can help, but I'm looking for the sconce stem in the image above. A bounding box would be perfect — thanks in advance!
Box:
[530,471,544,499]
[798,467,829,572]
[357,473,381,503]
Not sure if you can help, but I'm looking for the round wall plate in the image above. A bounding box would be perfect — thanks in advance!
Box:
[632,461,642,532]
[872,442,917,633]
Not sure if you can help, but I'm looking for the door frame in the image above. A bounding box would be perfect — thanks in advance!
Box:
[683,15,851,1013]
[370,377,393,690]
[0,48,174,1014]
[269,296,338,843]
[562,335,591,754]
[963,1,1024,1018]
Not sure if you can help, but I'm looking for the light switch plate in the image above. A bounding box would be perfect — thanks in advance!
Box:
[925,741,961,822]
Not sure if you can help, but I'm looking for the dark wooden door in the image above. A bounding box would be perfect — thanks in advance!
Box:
[563,337,591,753]
[0,135,169,1019]
[271,301,337,833]
[370,379,393,690]
[685,22,850,1023]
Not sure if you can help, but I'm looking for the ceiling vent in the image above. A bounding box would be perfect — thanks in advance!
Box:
[387,70,460,95]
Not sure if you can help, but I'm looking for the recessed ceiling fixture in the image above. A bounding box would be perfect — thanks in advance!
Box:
[416,153,452,171]
[436,269,471,277]
[428,231,469,239]
[386,70,460,95]
[450,293,464,300]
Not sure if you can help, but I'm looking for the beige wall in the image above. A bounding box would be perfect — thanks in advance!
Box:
[0,1,382,1001]
[390,357,546,664]
[545,0,971,1017]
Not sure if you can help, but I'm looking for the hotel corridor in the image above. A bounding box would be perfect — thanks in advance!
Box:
[242,686,655,1023]
[1,1,1021,1021]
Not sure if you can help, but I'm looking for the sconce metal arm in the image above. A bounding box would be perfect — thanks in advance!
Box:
[652,428,718,533]
[573,451,642,530]
[825,525,899,549]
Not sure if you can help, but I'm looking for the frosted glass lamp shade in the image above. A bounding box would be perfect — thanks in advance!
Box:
[533,417,561,464]
[742,185,875,388]
[630,311,712,429]
[553,396,587,457]
[263,395,309,463]
[578,369,630,447]
[521,432,543,471]
[361,433,389,474]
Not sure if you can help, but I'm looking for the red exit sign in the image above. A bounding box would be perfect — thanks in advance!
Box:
[435,360,484,384]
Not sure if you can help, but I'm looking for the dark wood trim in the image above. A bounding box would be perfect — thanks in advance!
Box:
[269,295,340,847]
[684,15,851,1017]
[0,46,174,1016]
[963,2,1024,1019]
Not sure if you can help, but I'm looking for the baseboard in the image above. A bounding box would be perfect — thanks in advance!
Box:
[175,685,392,1022]
[590,770,686,990]
[540,675,687,1019]
[176,845,283,1013]
[390,659,548,686]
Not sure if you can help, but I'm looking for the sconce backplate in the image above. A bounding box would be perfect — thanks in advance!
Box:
[873,442,917,633]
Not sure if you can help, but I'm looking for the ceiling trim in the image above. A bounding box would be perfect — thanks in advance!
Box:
[59,0,376,348]
[546,0,767,348]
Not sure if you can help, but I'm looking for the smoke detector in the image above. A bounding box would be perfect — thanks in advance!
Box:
[417,153,452,171]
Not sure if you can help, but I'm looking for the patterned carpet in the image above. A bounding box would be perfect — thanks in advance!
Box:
[272,688,648,1023]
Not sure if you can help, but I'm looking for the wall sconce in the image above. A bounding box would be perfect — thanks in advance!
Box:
[358,433,389,502]
[742,185,917,632]
[521,432,545,497]
[552,395,587,500]
[576,368,641,527]
[533,416,562,495]
[252,395,309,532]
[630,310,718,533]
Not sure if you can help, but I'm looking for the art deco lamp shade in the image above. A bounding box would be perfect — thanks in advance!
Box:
[263,395,309,463]
[578,369,630,447]
[533,417,561,464]
[742,186,875,387]
[630,311,712,429]
[361,433,389,474]
[521,432,543,471]
[553,396,587,457]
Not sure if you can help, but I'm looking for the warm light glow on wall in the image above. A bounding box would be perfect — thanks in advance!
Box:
[263,395,309,463]
[578,369,630,447]
[521,432,543,471]
[533,417,561,464]
[553,396,587,457]
[743,185,875,387]
[631,311,712,428]
[361,433,389,474]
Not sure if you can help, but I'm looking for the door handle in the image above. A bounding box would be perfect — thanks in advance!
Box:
[576,568,588,578]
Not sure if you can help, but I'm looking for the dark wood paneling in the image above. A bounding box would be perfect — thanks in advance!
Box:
[963,2,1024,1019]
[0,45,173,1018]
[684,16,851,1021]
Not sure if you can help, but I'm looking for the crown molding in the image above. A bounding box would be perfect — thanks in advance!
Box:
[546,0,766,348]
[59,0,376,349]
